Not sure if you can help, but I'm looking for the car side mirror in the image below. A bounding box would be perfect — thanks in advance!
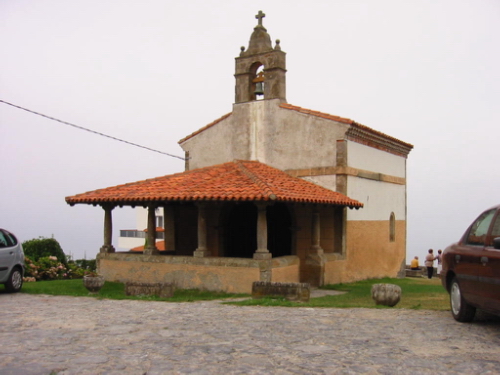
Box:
[494,237,500,250]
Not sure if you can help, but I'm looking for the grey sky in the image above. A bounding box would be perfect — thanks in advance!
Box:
[1,0,499,261]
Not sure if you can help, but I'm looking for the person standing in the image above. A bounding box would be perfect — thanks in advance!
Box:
[436,249,443,275]
[425,249,436,279]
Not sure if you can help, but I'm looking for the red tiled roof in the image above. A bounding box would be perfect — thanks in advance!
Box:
[130,241,165,252]
[143,227,164,232]
[65,160,363,208]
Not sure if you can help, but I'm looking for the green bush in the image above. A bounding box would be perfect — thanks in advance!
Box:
[24,256,96,282]
[22,237,67,266]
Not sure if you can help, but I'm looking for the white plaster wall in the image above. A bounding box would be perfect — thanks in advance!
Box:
[135,207,148,229]
[180,109,251,170]
[346,176,406,221]
[347,141,406,178]
[180,99,352,172]
[117,237,145,250]
[301,175,337,191]
[259,103,349,171]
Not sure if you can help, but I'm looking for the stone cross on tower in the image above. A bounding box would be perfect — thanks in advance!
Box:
[255,10,265,27]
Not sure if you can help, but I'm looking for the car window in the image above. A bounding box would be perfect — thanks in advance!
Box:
[3,231,17,246]
[465,209,496,246]
[489,211,500,243]
[0,231,10,248]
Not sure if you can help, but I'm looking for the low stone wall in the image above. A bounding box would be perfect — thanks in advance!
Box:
[97,253,302,294]
[270,256,300,283]
[125,282,175,298]
[405,267,436,278]
[252,281,310,302]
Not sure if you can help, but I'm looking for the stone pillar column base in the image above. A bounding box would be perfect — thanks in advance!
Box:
[193,249,211,258]
[100,245,115,254]
[143,247,160,255]
[310,247,324,256]
[304,253,327,287]
[253,252,272,260]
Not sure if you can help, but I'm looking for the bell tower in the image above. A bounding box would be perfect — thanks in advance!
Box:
[235,11,287,103]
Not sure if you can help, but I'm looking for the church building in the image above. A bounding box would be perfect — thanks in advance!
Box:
[66,11,413,293]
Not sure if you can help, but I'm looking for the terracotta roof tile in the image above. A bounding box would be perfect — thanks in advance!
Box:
[65,160,363,208]
[130,241,165,252]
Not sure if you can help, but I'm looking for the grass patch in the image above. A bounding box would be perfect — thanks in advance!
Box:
[13,279,248,302]
[8,277,449,310]
[229,277,449,310]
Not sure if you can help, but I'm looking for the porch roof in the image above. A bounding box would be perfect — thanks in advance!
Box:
[65,160,363,208]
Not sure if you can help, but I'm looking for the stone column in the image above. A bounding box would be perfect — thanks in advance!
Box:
[144,204,159,255]
[194,203,210,257]
[305,205,326,286]
[100,205,115,253]
[254,203,271,260]
[310,206,324,255]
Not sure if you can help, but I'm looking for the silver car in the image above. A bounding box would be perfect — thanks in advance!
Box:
[0,229,25,292]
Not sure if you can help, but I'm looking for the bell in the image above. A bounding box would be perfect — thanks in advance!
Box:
[254,82,264,96]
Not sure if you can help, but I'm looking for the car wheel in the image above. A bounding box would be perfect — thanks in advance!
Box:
[450,277,476,322]
[5,267,23,293]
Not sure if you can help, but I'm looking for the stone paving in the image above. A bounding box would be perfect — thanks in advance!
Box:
[1,293,500,375]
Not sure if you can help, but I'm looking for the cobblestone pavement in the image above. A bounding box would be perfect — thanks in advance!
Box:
[1,293,500,375]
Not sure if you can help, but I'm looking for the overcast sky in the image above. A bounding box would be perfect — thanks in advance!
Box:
[1,0,499,261]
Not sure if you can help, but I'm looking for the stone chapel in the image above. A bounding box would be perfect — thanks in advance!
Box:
[66,11,413,293]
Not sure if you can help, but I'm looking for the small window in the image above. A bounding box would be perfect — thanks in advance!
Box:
[389,212,396,242]
[156,216,164,228]
[466,209,496,246]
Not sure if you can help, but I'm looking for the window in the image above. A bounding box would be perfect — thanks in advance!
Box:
[156,215,164,228]
[389,212,396,242]
[466,209,496,246]
[487,210,500,246]
[0,230,16,247]
[120,230,146,239]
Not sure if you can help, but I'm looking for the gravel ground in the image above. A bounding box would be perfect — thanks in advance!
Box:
[1,293,500,375]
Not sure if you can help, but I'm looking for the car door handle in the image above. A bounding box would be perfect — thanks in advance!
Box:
[455,255,461,263]
[481,256,489,265]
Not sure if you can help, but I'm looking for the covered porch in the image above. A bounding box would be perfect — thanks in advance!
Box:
[65,160,362,293]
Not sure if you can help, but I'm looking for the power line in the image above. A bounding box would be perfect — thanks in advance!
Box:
[0,99,185,161]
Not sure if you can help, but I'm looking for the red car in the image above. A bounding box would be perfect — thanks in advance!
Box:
[441,204,500,322]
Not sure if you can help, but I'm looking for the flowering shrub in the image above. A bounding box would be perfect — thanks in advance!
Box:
[23,256,96,282]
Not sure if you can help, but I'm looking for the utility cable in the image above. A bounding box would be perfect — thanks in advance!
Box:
[0,99,185,161]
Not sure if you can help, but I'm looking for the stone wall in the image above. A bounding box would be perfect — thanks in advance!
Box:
[270,256,300,283]
[98,253,302,294]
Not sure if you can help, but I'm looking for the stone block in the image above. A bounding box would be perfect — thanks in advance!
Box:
[405,269,424,278]
[252,281,310,302]
[125,282,175,298]
[371,283,401,307]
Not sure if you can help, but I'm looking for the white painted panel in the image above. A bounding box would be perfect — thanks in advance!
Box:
[347,176,406,221]
[347,141,406,177]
